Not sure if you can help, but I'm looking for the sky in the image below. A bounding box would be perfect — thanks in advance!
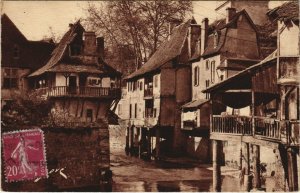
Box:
[2,1,287,41]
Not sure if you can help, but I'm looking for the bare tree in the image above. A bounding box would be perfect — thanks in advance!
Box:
[83,1,192,72]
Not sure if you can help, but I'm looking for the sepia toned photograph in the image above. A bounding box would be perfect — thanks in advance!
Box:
[1,0,299,192]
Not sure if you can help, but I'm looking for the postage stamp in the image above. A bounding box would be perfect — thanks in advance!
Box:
[2,129,48,182]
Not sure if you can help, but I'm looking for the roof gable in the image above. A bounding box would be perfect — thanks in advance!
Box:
[1,14,27,44]
[202,10,257,58]
[126,20,192,80]
[29,21,85,77]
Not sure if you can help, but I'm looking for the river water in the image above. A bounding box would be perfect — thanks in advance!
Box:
[110,126,242,192]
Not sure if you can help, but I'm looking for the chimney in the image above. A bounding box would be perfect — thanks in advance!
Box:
[226,7,236,23]
[189,24,201,58]
[168,18,182,40]
[96,37,104,59]
[200,18,209,55]
[83,31,97,55]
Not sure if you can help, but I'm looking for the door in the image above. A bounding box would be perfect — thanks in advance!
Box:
[68,76,77,94]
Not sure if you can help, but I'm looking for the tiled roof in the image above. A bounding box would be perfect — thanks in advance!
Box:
[267,1,299,23]
[29,21,120,77]
[29,21,84,77]
[1,14,55,70]
[47,64,103,74]
[182,99,209,111]
[202,28,227,57]
[125,20,192,80]
[202,10,257,58]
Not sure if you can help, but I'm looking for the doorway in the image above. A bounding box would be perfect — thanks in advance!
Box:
[68,76,77,94]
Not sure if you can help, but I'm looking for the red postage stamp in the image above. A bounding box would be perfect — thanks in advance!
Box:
[2,129,48,182]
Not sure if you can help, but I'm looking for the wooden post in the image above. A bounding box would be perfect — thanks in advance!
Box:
[125,127,129,155]
[287,147,298,191]
[147,128,151,160]
[251,90,255,136]
[155,128,160,160]
[243,142,251,192]
[212,140,221,192]
[253,145,261,190]
[130,126,134,156]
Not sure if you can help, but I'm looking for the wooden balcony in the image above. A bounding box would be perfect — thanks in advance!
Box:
[34,86,121,99]
[212,115,252,135]
[212,115,299,146]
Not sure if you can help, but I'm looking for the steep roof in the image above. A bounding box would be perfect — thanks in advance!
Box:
[267,1,299,23]
[29,21,120,77]
[29,21,84,77]
[1,14,27,43]
[125,20,192,80]
[1,14,55,70]
[202,10,257,58]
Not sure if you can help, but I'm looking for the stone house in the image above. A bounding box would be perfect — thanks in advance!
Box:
[124,19,200,157]
[181,9,261,161]
[1,14,55,106]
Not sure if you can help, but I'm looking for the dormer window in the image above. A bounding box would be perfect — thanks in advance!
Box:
[214,32,218,48]
[13,44,20,59]
[69,44,81,56]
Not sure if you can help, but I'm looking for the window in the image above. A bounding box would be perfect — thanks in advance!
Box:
[154,76,158,87]
[134,103,137,118]
[2,68,18,89]
[153,108,157,118]
[86,109,93,122]
[129,104,132,118]
[220,75,224,81]
[69,44,81,56]
[205,80,210,99]
[139,81,143,91]
[194,66,199,86]
[206,60,210,70]
[211,61,215,83]
[13,44,20,59]
[214,32,218,48]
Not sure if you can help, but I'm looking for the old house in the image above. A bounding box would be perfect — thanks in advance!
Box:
[4,21,122,191]
[28,21,121,122]
[203,2,299,191]
[215,0,269,25]
[1,14,55,107]
[124,19,200,158]
[181,9,261,161]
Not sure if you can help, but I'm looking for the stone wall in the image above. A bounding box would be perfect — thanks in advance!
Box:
[2,126,110,191]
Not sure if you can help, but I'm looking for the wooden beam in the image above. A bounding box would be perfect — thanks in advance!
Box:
[213,89,252,93]
[224,89,252,93]
[210,133,280,148]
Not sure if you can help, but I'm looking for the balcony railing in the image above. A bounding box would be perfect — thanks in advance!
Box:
[254,116,280,139]
[34,86,121,99]
[212,115,299,145]
[144,88,153,98]
[212,115,252,135]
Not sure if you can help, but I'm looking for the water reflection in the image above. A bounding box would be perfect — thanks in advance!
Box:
[113,176,241,192]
